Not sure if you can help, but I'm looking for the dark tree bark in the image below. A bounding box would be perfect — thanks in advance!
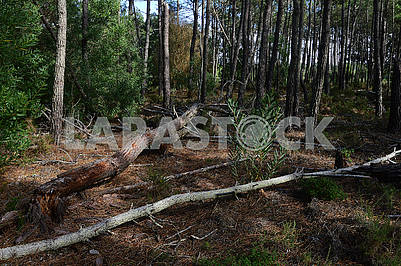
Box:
[188,0,199,98]
[285,0,302,117]
[162,2,171,108]
[82,0,88,62]
[238,0,251,106]
[309,0,332,123]
[255,0,272,107]
[158,0,164,96]
[266,0,283,92]
[200,0,211,103]
[227,0,244,99]
[387,27,401,132]
[387,59,401,132]
[51,0,67,145]
[373,0,383,117]
[129,0,142,49]
[143,0,151,94]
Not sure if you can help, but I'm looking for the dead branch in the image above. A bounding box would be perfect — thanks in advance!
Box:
[28,104,201,228]
[164,159,246,181]
[99,182,151,195]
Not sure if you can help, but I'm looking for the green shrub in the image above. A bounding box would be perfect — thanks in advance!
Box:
[300,177,346,201]
[199,246,278,266]
[228,92,285,182]
[0,1,48,167]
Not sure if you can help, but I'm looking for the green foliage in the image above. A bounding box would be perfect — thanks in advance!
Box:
[228,93,286,182]
[360,215,401,265]
[199,246,278,266]
[300,177,346,201]
[280,221,298,248]
[0,1,48,166]
[341,148,354,163]
[40,0,145,118]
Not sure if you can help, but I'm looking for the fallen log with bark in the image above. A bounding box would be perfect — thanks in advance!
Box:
[27,104,201,230]
[1,149,399,260]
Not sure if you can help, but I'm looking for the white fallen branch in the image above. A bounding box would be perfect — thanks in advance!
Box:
[0,149,400,260]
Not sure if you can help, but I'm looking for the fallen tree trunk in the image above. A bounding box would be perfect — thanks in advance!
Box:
[1,149,399,260]
[28,104,200,228]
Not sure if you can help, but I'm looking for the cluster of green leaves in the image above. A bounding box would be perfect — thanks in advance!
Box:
[199,246,278,266]
[0,1,49,166]
[300,177,346,201]
[228,93,286,182]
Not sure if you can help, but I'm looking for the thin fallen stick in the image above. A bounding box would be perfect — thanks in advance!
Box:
[191,229,217,240]
[0,150,399,260]
[164,159,247,181]
[99,182,151,195]
[165,225,194,240]
[34,160,77,166]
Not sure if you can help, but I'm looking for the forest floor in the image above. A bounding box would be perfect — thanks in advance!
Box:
[1,91,401,265]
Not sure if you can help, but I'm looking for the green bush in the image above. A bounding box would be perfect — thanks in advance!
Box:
[199,246,278,266]
[0,1,48,166]
[300,177,346,201]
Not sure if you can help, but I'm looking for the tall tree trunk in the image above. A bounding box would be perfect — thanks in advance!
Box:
[158,0,164,96]
[266,0,283,92]
[227,0,244,99]
[238,0,251,106]
[188,0,199,98]
[52,0,67,145]
[293,0,304,115]
[177,0,180,24]
[129,0,142,50]
[373,0,383,117]
[309,0,332,123]
[143,0,151,95]
[387,27,401,132]
[82,0,88,62]
[200,0,210,103]
[162,2,171,108]
[338,1,346,91]
[284,0,301,117]
[255,0,272,107]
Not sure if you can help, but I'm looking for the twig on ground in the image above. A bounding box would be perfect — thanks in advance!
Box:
[166,225,194,241]
[191,229,217,240]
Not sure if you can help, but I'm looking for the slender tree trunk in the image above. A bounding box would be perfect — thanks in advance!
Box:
[162,2,171,108]
[373,0,383,117]
[266,0,283,92]
[388,59,401,132]
[200,0,210,103]
[292,0,304,115]
[238,0,251,106]
[82,0,88,62]
[309,0,332,123]
[285,0,301,117]
[52,0,67,145]
[188,0,199,98]
[143,0,151,95]
[177,0,180,24]
[387,26,401,132]
[227,0,244,99]
[158,0,164,96]
[255,0,272,107]
[129,0,142,50]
